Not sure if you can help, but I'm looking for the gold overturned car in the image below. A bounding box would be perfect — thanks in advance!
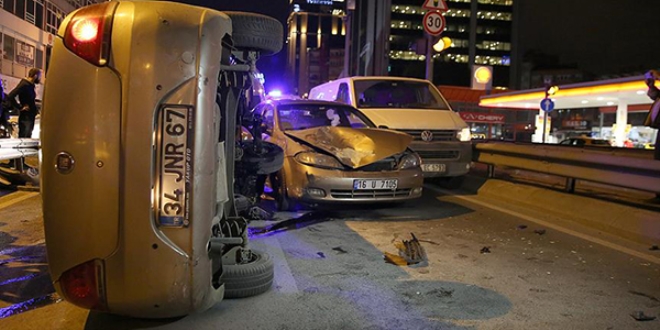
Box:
[247,99,424,211]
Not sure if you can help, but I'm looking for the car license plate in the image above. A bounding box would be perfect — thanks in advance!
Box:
[353,179,398,190]
[158,106,194,227]
[421,163,446,172]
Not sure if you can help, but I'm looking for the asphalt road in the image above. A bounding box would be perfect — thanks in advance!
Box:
[0,183,659,329]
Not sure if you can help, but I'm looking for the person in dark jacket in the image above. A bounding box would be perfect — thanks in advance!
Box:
[0,78,8,137]
[5,68,42,138]
[644,69,660,200]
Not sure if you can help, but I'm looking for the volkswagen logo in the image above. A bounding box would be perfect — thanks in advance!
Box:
[420,130,433,142]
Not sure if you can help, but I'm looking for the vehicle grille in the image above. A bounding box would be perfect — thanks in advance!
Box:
[399,130,456,142]
[356,157,397,172]
[330,189,412,199]
[415,150,460,159]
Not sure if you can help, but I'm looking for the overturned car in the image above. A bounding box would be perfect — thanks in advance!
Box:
[40,0,284,318]
[244,99,424,211]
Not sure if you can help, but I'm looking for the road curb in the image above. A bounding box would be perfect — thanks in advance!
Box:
[459,175,660,246]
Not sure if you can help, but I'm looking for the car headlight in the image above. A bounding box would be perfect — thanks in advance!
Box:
[398,153,421,170]
[295,152,344,169]
[457,127,472,142]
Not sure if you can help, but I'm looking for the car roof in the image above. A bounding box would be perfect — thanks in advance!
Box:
[268,99,356,108]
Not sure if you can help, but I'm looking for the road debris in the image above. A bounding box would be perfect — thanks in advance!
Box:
[517,225,527,230]
[650,245,659,251]
[317,252,326,258]
[630,311,656,321]
[480,246,491,254]
[534,229,547,235]
[384,233,427,266]
[332,246,348,254]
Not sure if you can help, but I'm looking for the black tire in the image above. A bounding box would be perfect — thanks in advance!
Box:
[224,12,283,55]
[240,141,284,175]
[222,250,274,299]
[271,172,295,212]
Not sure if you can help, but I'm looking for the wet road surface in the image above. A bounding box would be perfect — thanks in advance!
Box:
[0,183,659,329]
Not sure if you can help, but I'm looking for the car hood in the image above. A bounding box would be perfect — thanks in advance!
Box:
[285,127,412,168]
[356,109,467,130]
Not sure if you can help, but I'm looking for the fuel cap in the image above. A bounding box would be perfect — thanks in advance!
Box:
[55,152,75,174]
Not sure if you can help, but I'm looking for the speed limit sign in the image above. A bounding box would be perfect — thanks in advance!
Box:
[423,11,445,36]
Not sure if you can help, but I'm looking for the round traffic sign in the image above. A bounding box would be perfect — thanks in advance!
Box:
[423,11,446,36]
[540,98,555,112]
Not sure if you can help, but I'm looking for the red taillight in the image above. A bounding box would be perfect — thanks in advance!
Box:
[59,259,107,310]
[63,2,118,66]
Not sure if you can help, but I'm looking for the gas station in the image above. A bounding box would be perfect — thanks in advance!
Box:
[479,76,658,147]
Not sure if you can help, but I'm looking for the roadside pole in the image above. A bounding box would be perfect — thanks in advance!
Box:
[422,0,448,83]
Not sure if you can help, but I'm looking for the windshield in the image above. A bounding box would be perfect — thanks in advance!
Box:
[353,80,450,110]
[277,104,374,131]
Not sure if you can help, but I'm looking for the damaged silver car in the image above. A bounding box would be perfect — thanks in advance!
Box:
[245,99,424,211]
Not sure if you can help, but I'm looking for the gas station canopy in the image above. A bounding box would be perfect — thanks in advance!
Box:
[479,76,654,110]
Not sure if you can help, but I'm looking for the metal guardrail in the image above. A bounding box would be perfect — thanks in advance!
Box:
[472,140,660,194]
[0,138,41,161]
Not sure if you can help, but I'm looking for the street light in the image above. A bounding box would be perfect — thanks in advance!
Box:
[432,37,452,52]
[426,36,452,82]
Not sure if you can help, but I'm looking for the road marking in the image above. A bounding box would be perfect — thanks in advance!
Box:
[426,185,660,265]
[0,192,39,210]
[261,235,299,294]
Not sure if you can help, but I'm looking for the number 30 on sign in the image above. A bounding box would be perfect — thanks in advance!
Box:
[423,11,446,36]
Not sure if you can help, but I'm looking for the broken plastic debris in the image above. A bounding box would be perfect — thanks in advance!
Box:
[517,225,528,230]
[384,233,427,266]
[332,247,348,254]
[630,311,656,321]
[650,245,659,251]
[480,247,491,254]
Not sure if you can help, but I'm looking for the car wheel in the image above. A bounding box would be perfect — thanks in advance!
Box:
[222,250,274,299]
[435,175,465,190]
[271,172,295,212]
[241,141,284,175]
[224,12,283,55]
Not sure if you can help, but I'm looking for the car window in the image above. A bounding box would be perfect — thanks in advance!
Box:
[353,79,450,110]
[336,83,349,104]
[263,107,275,133]
[559,139,571,145]
[277,104,374,131]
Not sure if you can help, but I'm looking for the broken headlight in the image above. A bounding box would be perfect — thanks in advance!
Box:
[295,152,344,170]
[398,152,421,170]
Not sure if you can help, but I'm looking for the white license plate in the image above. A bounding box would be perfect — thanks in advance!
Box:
[158,106,194,227]
[421,163,446,172]
[353,179,398,190]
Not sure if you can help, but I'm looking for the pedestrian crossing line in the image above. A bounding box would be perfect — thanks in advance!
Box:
[0,192,39,210]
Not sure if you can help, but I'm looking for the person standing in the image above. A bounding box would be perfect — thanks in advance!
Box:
[0,78,8,137]
[644,69,660,200]
[5,68,42,138]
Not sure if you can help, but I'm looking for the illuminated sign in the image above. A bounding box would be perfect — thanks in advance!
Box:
[307,0,333,5]
[471,65,493,90]
[459,112,505,124]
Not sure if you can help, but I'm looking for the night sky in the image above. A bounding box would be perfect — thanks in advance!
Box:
[175,0,660,89]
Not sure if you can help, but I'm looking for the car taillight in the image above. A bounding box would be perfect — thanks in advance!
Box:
[59,259,107,310]
[63,2,118,66]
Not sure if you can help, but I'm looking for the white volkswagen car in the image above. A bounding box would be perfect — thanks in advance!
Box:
[41,0,282,318]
